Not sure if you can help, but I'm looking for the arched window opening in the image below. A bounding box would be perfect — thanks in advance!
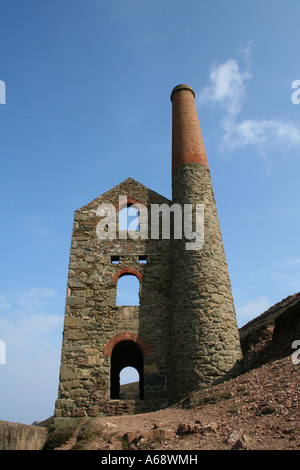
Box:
[116,274,140,306]
[110,341,144,400]
[119,205,139,231]
[119,367,140,399]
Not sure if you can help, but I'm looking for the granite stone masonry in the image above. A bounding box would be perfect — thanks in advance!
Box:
[54,84,242,419]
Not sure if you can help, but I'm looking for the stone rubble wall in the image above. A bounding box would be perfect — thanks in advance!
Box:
[171,163,243,399]
[0,420,47,450]
[55,178,173,418]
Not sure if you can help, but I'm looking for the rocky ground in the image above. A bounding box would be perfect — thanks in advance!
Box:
[41,292,300,451]
[43,353,299,451]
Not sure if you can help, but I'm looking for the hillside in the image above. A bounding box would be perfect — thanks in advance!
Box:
[42,292,300,451]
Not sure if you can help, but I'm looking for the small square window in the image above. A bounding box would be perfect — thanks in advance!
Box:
[139,255,147,264]
[111,256,120,264]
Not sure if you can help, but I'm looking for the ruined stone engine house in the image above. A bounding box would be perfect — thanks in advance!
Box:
[55,84,242,418]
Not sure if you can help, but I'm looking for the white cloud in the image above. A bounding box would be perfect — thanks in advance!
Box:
[198,59,251,118]
[198,49,300,158]
[223,118,300,152]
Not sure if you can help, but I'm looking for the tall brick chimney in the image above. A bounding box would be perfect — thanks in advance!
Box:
[170,84,242,400]
[171,84,208,173]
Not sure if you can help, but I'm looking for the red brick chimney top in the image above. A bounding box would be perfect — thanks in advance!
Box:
[170,84,195,101]
[171,84,208,173]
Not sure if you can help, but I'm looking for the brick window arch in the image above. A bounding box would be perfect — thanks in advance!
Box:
[112,268,143,283]
[103,332,151,357]
[116,197,142,212]
[117,197,145,233]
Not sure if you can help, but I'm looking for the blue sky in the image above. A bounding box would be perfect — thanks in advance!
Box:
[1,0,300,425]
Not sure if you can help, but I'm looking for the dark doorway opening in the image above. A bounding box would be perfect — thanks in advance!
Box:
[110,340,144,400]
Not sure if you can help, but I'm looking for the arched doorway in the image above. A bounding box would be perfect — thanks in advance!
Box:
[110,340,144,400]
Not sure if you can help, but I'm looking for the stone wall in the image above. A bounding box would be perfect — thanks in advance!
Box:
[171,162,242,399]
[55,178,173,418]
[0,420,47,450]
